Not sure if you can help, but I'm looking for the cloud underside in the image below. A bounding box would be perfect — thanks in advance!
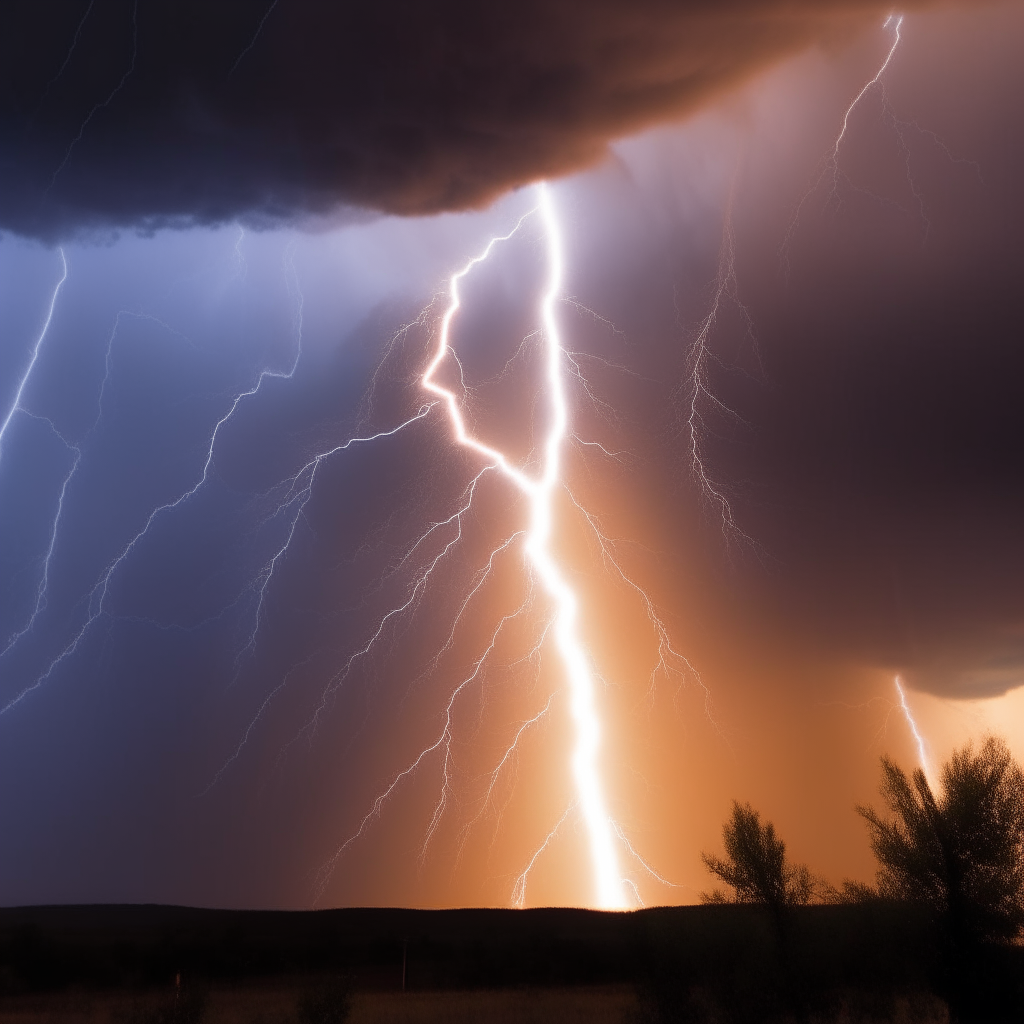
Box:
[0,0,930,239]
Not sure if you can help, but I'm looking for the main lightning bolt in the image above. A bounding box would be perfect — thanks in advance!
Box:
[674,185,764,561]
[0,188,693,910]
[316,184,646,909]
[420,182,627,908]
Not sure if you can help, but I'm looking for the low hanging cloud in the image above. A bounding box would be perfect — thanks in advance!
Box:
[1,0,933,240]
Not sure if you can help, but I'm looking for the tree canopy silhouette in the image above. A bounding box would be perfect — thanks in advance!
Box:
[857,736,1024,946]
[701,801,816,908]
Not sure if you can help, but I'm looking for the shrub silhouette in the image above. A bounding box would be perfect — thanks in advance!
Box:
[857,736,1024,947]
[701,801,817,908]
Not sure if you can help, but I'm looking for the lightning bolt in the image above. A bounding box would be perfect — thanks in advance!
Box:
[0,187,697,908]
[0,179,709,912]
[565,490,714,720]
[0,308,206,668]
[454,688,557,867]
[894,675,931,781]
[783,11,983,260]
[0,249,68,461]
[229,0,281,75]
[830,15,905,183]
[0,251,72,657]
[1,245,307,712]
[35,0,96,108]
[50,0,139,186]
[231,401,439,680]
[781,15,905,271]
[422,183,628,908]
[307,181,724,909]
[0,414,81,654]
[315,184,647,910]
[511,802,577,909]
[674,187,764,561]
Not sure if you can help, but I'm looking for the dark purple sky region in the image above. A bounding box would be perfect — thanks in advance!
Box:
[1,1,1022,908]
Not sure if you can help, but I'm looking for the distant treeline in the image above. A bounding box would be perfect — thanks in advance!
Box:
[3,901,1022,1019]
[1,738,1022,1023]
[0,902,967,993]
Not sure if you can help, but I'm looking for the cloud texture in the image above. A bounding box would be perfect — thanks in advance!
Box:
[2,0,929,239]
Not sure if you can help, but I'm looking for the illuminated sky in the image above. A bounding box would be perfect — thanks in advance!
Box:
[1,0,1023,910]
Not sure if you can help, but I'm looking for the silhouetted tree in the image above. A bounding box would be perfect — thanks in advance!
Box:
[701,801,817,909]
[857,736,1024,947]
[854,738,1024,1022]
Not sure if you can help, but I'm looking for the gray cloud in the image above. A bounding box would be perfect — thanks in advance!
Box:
[1,0,931,240]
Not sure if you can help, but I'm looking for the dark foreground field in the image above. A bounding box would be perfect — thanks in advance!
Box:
[1,903,1020,1023]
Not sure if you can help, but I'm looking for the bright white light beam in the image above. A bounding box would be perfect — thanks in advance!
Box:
[422,182,628,910]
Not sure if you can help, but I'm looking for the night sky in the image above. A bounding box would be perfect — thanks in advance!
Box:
[2,0,1023,910]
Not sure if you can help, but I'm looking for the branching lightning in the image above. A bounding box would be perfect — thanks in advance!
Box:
[512,802,577,909]
[0,249,68,461]
[781,15,977,261]
[313,191,610,905]
[612,821,690,907]
[229,0,281,75]
[829,15,905,189]
[50,0,139,186]
[565,489,714,721]
[311,591,541,902]
[0,265,307,713]
[232,401,439,679]
[455,689,557,864]
[0,414,81,654]
[671,178,766,563]
[894,675,932,782]
[782,15,904,269]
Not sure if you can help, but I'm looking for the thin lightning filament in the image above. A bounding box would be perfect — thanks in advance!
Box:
[894,675,931,783]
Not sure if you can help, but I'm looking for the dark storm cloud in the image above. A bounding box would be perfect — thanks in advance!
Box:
[679,4,1024,700]
[1,0,931,240]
